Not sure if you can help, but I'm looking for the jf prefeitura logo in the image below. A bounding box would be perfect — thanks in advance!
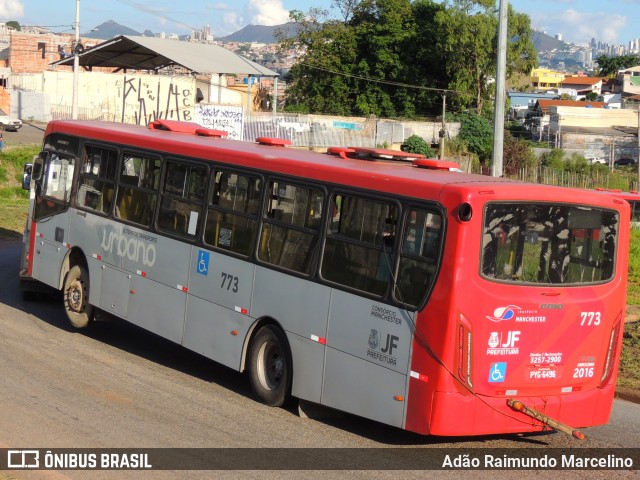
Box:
[367,329,399,367]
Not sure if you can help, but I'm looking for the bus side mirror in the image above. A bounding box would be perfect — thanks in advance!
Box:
[22,163,33,190]
[31,153,45,182]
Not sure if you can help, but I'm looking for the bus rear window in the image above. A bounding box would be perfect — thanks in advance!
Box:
[482,203,618,284]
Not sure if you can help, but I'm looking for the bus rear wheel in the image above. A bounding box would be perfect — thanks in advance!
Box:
[63,265,93,328]
[249,325,292,407]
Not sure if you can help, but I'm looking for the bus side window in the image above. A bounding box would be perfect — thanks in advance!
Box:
[77,145,117,215]
[115,153,161,227]
[394,208,442,307]
[204,170,262,256]
[257,181,324,274]
[321,194,397,297]
[157,160,207,238]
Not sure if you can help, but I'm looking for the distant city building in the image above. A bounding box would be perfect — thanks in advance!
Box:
[530,68,565,90]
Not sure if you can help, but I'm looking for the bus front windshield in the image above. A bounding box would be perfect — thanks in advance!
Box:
[481,203,618,285]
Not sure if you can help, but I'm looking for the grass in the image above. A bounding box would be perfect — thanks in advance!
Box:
[0,145,38,239]
[618,228,640,390]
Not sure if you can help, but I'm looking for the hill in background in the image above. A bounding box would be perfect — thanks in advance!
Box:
[83,20,141,39]
[216,23,300,43]
[530,30,572,51]
[81,20,298,44]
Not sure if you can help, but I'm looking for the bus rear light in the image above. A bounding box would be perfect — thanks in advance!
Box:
[457,315,473,388]
[600,316,622,386]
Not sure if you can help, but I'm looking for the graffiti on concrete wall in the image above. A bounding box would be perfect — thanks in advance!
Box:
[120,76,194,125]
[195,104,244,140]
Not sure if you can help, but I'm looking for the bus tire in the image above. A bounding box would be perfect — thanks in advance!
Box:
[248,325,292,407]
[63,265,93,328]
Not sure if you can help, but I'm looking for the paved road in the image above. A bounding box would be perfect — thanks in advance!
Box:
[4,122,46,148]
[0,239,639,480]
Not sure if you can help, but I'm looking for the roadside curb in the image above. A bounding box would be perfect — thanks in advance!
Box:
[615,388,640,404]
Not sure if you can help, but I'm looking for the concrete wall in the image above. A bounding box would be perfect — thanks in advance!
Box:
[550,106,638,129]
[43,70,198,125]
[560,131,638,163]
[11,90,50,121]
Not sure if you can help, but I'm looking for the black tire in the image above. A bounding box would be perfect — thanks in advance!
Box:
[63,265,93,328]
[248,325,292,407]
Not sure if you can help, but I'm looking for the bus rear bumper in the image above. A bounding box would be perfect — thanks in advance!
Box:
[426,383,615,436]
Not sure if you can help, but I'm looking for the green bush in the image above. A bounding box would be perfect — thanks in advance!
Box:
[402,135,435,157]
[540,149,564,169]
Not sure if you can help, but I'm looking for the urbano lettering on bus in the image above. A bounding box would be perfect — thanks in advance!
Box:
[101,228,157,267]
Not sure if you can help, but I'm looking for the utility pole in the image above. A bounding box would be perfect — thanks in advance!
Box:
[637,105,640,188]
[71,0,80,120]
[439,94,446,159]
[491,0,508,177]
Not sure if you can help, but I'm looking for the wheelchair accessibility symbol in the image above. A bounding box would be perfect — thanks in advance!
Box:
[488,362,506,383]
[197,250,210,276]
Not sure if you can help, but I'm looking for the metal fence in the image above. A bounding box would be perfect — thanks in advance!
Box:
[243,112,378,148]
[508,165,637,191]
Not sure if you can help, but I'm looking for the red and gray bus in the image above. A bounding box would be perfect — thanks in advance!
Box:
[19,119,629,436]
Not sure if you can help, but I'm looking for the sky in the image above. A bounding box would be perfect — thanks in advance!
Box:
[1,0,639,46]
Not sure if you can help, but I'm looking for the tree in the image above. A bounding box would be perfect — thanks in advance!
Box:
[280,0,536,117]
[596,54,640,77]
[458,111,493,162]
[434,1,537,114]
[6,21,20,31]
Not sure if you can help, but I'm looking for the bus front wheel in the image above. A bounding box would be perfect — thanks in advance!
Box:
[63,265,93,328]
[248,325,292,407]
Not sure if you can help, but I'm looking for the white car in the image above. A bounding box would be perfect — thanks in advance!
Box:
[586,156,605,165]
[0,109,22,131]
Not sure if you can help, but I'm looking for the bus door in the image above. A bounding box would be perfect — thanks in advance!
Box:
[30,151,75,289]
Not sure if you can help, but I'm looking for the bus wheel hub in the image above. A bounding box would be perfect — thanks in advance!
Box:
[67,280,83,312]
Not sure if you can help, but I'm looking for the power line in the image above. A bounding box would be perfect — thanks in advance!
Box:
[116,0,199,33]
[297,62,459,95]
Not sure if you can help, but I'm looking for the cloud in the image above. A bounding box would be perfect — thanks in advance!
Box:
[531,9,627,44]
[0,0,24,18]
[222,11,244,34]
[247,0,289,26]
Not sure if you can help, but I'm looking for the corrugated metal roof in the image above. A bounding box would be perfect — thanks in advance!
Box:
[50,35,278,77]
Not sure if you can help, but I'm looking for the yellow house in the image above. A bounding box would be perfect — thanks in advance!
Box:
[530,68,565,90]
